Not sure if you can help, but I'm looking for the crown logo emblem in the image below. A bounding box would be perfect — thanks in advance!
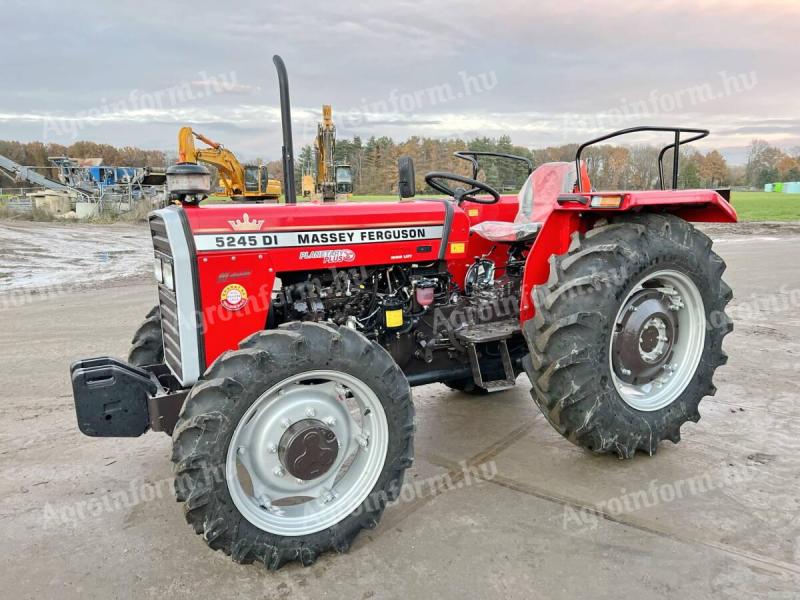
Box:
[228,213,264,231]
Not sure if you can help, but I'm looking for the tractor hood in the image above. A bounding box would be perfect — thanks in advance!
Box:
[182,200,470,269]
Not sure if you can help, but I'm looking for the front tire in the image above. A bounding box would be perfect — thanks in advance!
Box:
[523,214,732,458]
[171,322,414,569]
[128,305,163,367]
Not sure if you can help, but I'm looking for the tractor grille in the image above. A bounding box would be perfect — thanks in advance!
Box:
[150,215,183,381]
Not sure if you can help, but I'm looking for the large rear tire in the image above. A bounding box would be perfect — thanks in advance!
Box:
[127,305,163,367]
[171,322,414,569]
[523,214,732,458]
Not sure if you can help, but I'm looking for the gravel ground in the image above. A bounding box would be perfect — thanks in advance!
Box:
[0,219,798,599]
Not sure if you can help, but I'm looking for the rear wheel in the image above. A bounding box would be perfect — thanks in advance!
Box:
[127,305,163,367]
[524,214,732,458]
[171,322,414,569]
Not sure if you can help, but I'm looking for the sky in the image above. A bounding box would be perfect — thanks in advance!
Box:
[1,0,798,164]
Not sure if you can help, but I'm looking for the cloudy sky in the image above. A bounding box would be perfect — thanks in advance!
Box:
[1,0,797,163]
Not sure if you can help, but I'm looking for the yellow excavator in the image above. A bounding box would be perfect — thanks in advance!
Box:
[177,126,281,201]
[301,157,315,198]
[313,105,353,202]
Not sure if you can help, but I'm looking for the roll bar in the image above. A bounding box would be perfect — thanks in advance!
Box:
[574,126,710,192]
[454,151,534,179]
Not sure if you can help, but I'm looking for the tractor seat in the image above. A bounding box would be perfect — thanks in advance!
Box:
[470,162,586,243]
[469,220,542,243]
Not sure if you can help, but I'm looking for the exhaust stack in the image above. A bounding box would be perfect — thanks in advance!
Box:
[273,55,297,204]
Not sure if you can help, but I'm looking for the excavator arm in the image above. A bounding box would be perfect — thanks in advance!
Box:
[177,126,248,196]
[312,105,352,201]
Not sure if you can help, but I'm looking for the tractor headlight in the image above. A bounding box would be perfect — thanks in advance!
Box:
[153,257,164,284]
[163,261,175,291]
[166,162,211,203]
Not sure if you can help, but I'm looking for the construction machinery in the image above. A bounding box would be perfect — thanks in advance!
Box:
[177,126,281,201]
[314,105,353,201]
[70,56,735,570]
[0,153,167,212]
[301,156,315,198]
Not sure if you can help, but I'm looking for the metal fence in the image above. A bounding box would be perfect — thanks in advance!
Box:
[0,187,39,198]
[0,196,33,213]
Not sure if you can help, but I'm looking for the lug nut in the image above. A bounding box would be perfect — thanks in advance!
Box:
[267,443,277,454]
[305,407,316,418]
[273,466,285,477]
[621,368,632,376]
[280,418,291,429]
[324,416,336,427]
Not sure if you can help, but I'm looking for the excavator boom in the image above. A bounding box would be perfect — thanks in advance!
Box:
[313,105,352,202]
[177,126,281,201]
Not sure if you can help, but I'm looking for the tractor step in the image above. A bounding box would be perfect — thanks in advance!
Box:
[454,318,520,344]
[457,319,520,391]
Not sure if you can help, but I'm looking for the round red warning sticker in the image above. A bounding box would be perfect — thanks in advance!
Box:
[220,283,248,311]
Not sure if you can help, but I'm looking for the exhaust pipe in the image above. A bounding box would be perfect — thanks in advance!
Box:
[272,55,297,204]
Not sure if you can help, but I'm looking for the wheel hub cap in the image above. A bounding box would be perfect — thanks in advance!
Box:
[225,370,389,537]
[612,290,678,385]
[279,419,339,480]
[608,270,707,412]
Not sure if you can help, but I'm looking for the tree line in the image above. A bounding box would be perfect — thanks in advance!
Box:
[745,140,800,187]
[0,140,165,188]
[273,136,798,195]
[3,136,797,194]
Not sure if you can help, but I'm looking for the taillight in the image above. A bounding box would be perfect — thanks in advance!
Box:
[590,195,623,209]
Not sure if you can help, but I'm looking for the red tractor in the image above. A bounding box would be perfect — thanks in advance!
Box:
[70,56,735,569]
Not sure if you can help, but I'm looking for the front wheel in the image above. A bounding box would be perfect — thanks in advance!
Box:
[127,306,163,367]
[171,322,414,569]
[524,214,732,458]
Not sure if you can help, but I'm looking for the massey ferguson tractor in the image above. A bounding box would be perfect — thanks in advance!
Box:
[70,56,735,569]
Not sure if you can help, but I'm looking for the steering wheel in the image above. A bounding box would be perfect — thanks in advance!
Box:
[424,172,501,205]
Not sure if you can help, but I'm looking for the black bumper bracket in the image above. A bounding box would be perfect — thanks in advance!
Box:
[70,357,186,437]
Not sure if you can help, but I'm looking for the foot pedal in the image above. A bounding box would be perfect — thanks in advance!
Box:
[466,339,517,392]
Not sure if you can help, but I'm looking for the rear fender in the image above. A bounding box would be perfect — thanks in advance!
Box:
[519,189,737,324]
[554,189,737,223]
[519,210,584,323]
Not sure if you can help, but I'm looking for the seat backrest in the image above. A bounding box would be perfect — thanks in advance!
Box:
[515,161,590,224]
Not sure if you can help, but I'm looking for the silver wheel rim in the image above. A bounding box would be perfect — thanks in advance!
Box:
[225,370,389,537]
[610,269,706,411]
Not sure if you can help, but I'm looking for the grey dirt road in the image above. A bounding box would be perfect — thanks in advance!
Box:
[0,222,799,599]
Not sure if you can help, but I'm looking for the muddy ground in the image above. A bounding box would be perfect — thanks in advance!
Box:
[0,220,151,294]
[0,220,798,599]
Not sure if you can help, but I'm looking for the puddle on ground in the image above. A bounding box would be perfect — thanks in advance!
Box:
[0,222,152,295]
